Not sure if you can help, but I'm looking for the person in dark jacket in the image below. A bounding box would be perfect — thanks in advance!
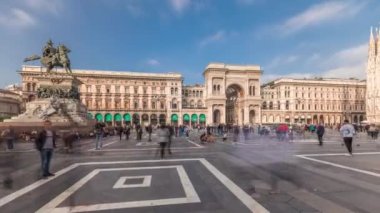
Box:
[316,123,325,146]
[125,125,131,140]
[35,120,57,178]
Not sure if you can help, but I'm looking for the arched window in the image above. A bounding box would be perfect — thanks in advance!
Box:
[197,100,202,108]
[134,101,139,109]
[190,100,195,108]
[262,101,267,109]
[172,98,177,109]
[171,88,174,95]
[175,88,178,95]
[183,99,187,107]
[269,102,273,110]
[285,101,289,110]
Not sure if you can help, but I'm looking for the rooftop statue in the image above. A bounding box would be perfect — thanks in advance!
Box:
[24,39,72,74]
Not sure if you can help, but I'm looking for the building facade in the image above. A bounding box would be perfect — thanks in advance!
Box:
[19,63,366,126]
[0,89,22,121]
[261,78,366,125]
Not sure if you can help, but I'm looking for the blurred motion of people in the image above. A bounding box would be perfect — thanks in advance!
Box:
[1,125,15,151]
[316,123,325,146]
[157,124,169,159]
[94,121,105,150]
[340,120,356,156]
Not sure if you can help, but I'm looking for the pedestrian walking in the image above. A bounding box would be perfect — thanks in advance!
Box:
[168,125,174,154]
[340,120,356,156]
[118,125,124,141]
[94,121,105,150]
[316,123,325,146]
[157,124,169,159]
[147,124,153,142]
[125,125,131,140]
[35,120,56,178]
[1,126,15,151]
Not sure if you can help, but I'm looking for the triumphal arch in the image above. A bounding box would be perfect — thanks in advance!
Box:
[203,63,262,125]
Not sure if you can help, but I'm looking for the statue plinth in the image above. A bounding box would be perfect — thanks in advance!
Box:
[2,74,89,128]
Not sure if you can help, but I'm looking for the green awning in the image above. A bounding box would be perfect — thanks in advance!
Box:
[171,114,178,121]
[114,113,122,121]
[87,113,93,119]
[95,113,103,122]
[183,114,190,121]
[191,114,198,122]
[105,114,112,122]
[199,114,206,122]
[123,113,131,121]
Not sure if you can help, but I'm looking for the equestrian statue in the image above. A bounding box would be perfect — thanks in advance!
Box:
[24,39,72,74]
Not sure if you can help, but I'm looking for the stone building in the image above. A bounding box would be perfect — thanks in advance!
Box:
[0,89,22,121]
[366,27,380,124]
[261,78,366,125]
[19,63,366,126]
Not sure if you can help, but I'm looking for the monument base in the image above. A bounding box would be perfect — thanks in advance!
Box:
[3,98,88,127]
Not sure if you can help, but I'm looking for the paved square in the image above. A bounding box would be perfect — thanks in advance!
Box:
[0,158,268,213]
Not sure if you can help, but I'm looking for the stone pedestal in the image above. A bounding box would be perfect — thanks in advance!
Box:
[2,74,89,127]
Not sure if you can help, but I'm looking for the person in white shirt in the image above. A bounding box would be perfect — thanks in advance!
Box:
[339,120,356,156]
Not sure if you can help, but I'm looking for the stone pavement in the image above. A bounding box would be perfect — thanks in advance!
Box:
[0,131,380,212]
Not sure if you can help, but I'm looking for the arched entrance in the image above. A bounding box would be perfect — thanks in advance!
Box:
[226,84,244,125]
[123,113,131,125]
[199,114,206,127]
[213,110,220,124]
[105,113,112,126]
[133,113,140,125]
[183,114,190,125]
[159,114,166,125]
[249,110,255,124]
[150,114,158,125]
[191,114,198,127]
[171,114,178,126]
[142,114,149,125]
[87,113,93,120]
[114,113,122,126]
[95,113,103,122]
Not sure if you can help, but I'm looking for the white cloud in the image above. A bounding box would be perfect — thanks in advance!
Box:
[147,59,160,66]
[199,30,226,47]
[266,55,299,69]
[0,8,36,29]
[169,0,191,13]
[278,0,365,34]
[25,0,63,15]
[265,42,367,82]
[320,42,367,79]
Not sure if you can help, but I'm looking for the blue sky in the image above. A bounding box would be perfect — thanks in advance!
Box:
[0,0,379,87]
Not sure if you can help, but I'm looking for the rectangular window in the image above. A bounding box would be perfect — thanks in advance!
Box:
[125,86,129,94]
[115,86,120,93]
[152,101,156,109]
[134,87,138,94]
[96,86,101,93]
[143,87,147,94]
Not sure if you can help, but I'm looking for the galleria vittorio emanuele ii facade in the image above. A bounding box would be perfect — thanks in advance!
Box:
[19,63,365,126]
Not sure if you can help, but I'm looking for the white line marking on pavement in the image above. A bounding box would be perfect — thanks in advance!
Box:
[0,163,79,208]
[298,152,380,157]
[87,138,119,151]
[113,175,152,188]
[186,139,202,147]
[37,165,200,212]
[199,159,269,213]
[295,153,380,178]
[0,158,268,213]
[88,147,204,152]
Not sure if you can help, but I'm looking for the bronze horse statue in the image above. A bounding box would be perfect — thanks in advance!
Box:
[24,40,72,74]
